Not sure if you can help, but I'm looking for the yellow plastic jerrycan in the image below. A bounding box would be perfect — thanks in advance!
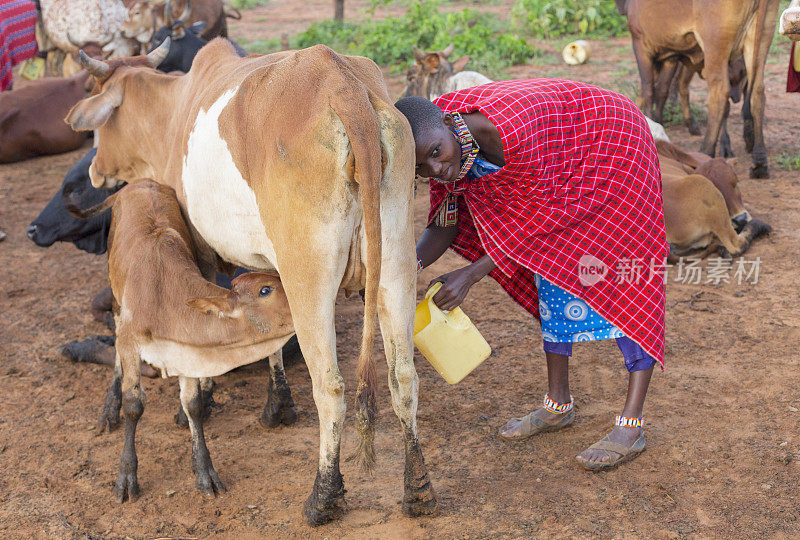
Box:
[413,282,491,384]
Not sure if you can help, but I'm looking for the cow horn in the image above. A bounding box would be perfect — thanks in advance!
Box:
[165,0,173,24]
[441,43,454,58]
[78,50,111,78]
[146,36,171,67]
[413,45,426,64]
[177,0,191,24]
[67,32,82,48]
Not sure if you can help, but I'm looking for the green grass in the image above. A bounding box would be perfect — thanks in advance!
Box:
[227,0,270,9]
[235,36,281,54]
[775,151,800,170]
[659,100,707,128]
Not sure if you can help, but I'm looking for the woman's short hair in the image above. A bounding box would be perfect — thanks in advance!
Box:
[395,96,444,141]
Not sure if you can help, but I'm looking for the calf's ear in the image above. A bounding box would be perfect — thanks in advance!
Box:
[452,56,470,73]
[187,295,234,318]
[65,84,124,131]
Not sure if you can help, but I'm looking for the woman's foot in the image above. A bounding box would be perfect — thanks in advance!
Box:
[499,408,574,440]
[575,426,645,470]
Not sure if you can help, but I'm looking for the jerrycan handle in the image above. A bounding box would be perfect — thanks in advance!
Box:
[424,282,448,323]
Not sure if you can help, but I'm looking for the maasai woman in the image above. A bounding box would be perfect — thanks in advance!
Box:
[396,79,668,470]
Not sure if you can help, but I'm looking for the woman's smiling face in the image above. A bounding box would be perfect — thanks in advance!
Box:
[414,114,462,183]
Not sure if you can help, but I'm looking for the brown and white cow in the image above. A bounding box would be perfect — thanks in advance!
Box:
[0,71,91,163]
[617,0,780,178]
[780,0,800,38]
[66,39,436,525]
[68,179,295,500]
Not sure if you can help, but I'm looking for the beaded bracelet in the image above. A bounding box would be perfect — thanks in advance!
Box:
[416,257,423,275]
[615,415,643,428]
[542,393,573,414]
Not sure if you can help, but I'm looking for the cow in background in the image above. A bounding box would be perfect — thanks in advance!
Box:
[402,44,492,100]
[780,0,800,38]
[664,57,747,158]
[122,0,236,47]
[616,0,780,178]
[657,139,771,259]
[0,71,91,163]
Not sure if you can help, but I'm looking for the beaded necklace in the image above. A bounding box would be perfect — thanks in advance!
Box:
[432,112,480,227]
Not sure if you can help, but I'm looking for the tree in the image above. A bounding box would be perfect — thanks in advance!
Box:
[334,0,344,22]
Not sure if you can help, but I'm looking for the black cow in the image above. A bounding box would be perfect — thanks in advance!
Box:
[148,20,248,74]
[27,149,120,254]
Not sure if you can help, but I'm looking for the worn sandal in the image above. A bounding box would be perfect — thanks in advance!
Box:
[499,409,575,441]
[576,433,646,470]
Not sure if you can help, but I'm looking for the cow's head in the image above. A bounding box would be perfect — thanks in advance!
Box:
[187,272,295,338]
[122,1,162,43]
[148,20,207,73]
[27,148,123,254]
[64,39,172,189]
[780,0,800,40]
[62,33,114,77]
[402,44,470,99]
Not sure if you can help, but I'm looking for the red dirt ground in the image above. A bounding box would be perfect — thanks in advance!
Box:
[1,1,799,538]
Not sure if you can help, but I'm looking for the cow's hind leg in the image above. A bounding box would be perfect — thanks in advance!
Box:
[113,333,144,503]
[276,238,348,526]
[376,190,438,518]
[260,349,297,428]
[179,376,226,497]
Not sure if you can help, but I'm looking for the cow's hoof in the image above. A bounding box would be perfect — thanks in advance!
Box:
[97,406,121,434]
[259,402,297,429]
[195,465,226,498]
[402,485,439,517]
[750,164,769,179]
[174,406,189,429]
[113,472,140,503]
[721,146,735,159]
[302,470,346,526]
[302,492,346,527]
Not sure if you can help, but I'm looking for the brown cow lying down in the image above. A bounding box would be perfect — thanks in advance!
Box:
[68,179,295,501]
[657,139,771,259]
[0,71,91,163]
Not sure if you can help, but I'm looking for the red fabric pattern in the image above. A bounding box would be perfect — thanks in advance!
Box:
[430,79,668,365]
[788,42,800,93]
[0,0,38,91]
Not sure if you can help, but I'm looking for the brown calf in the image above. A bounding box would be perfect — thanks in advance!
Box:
[0,71,91,163]
[657,140,771,259]
[68,179,294,501]
[618,0,780,178]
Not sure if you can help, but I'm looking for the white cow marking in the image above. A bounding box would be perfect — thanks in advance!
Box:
[182,87,278,271]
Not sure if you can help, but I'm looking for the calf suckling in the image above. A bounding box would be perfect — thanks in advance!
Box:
[67,179,295,501]
[657,140,771,259]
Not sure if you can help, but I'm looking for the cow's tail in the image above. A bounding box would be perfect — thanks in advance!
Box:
[64,186,118,219]
[332,82,383,474]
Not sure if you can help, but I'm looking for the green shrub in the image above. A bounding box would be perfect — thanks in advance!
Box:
[295,1,535,74]
[511,0,628,38]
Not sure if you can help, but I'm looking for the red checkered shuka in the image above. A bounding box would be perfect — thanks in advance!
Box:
[0,0,38,91]
[430,79,668,365]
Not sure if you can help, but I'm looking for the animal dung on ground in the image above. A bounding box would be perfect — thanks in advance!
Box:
[563,40,591,65]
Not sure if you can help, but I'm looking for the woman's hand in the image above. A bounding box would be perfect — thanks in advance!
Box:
[429,266,479,311]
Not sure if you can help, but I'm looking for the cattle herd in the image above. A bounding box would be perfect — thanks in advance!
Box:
[1,0,798,529]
